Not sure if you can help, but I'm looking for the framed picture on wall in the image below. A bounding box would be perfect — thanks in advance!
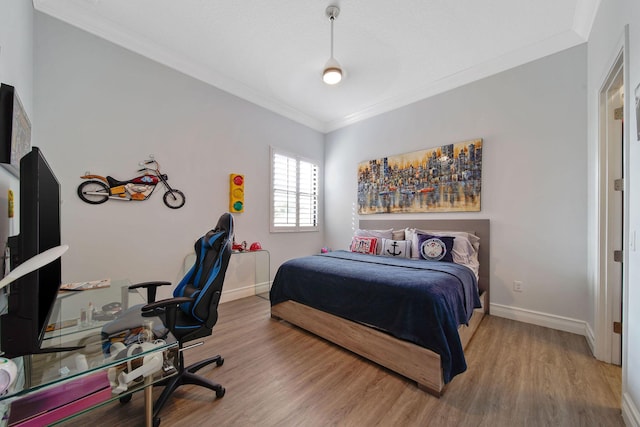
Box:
[357,139,483,214]
[0,83,32,177]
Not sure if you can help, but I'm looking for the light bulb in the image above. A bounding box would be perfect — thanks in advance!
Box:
[323,57,342,85]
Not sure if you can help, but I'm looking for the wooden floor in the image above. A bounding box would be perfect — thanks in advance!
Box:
[60,296,623,427]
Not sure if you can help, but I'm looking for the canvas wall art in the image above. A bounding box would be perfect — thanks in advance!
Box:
[0,84,31,176]
[357,139,482,214]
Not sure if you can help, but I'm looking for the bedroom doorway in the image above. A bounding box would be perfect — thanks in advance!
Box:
[598,48,625,366]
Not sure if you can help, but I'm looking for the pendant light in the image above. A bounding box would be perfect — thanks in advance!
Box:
[322,5,343,85]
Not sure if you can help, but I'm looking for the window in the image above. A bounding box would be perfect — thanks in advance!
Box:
[270,147,319,232]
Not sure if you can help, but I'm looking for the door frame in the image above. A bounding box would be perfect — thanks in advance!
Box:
[595,26,630,365]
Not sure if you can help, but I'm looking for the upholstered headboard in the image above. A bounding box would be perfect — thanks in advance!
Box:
[359,218,490,310]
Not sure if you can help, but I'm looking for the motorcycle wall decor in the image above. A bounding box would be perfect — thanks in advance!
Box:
[77,156,185,209]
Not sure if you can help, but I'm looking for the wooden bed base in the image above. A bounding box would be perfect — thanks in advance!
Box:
[271,291,486,396]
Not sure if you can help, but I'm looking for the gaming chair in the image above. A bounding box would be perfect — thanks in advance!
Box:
[127,212,233,425]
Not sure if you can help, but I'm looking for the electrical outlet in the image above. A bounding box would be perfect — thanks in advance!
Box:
[513,280,523,292]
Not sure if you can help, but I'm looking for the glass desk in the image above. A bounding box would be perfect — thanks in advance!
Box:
[0,282,178,427]
[228,250,270,299]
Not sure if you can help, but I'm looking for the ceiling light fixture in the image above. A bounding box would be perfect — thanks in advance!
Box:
[322,5,343,85]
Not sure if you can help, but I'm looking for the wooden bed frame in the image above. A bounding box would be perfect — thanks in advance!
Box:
[271,219,490,396]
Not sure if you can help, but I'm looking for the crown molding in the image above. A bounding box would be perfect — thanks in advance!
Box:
[572,0,601,40]
[34,1,595,135]
[33,0,326,132]
[324,29,587,133]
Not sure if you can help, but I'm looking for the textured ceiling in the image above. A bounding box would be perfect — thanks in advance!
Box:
[33,0,599,132]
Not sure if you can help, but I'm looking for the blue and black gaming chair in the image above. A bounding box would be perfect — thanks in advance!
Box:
[128,212,233,424]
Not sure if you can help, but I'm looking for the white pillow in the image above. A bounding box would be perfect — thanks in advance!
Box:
[392,229,405,240]
[355,228,393,238]
[380,239,411,258]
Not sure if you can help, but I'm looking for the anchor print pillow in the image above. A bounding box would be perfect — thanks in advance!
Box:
[380,239,411,259]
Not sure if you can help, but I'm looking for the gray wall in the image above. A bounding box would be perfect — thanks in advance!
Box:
[34,9,592,327]
[325,45,588,323]
[33,13,325,292]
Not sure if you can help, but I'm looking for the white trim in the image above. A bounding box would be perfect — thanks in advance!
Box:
[490,303,587,337]
[572,0,602,40]
[594,27,627,364]
[34,1,591,134]
[220,281,271,303]
[600,51,624,364]
[33,0,325,132]
[254,280,271,296]
[219,284,256,304]
[585,322,596,355]
[323,30,585,132]
[620,23,632,413]
[623,392,640,427]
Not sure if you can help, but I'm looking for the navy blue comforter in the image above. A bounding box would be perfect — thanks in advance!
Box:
[270,250,482,383]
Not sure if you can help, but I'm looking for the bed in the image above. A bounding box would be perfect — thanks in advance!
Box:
[270,219,489,396]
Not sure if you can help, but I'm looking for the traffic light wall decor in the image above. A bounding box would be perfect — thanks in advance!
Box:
[229,173,244,213]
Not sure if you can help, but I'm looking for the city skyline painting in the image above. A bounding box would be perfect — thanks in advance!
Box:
[357,139,483,214]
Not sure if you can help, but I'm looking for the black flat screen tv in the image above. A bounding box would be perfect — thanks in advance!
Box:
[1,147,77,358]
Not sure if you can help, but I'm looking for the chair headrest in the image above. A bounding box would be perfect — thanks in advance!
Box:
[203,212,233,248]
[215,212,234,238]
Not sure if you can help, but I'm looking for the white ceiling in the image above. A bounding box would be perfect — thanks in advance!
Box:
[33,0,599,133]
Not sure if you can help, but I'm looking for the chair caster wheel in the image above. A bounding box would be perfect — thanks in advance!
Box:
[119,394,132,404]
[216,357,224,367]
[216,387,226,398]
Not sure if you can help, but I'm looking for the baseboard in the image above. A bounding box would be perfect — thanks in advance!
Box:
[490,303,587,336]
[254,281,271,296]
[585,322,596,355]
[220,285,255,304]
[623,392,640,427]
[220,282,272,304]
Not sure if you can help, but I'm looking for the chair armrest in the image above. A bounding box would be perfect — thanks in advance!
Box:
[141,296,194,333]
[128,281,171,303]
[142,296,193,312]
